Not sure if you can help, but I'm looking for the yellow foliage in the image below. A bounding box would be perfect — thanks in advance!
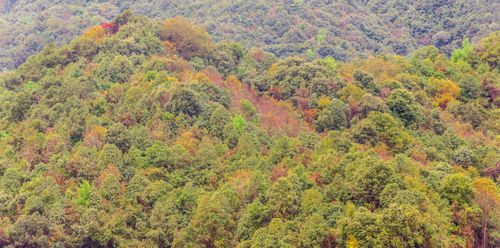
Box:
[161,16,214,59]
[83,125,107,148]
[228,169,254,198]
[192,72,210,83]
[82,25,106,41]
[347,235,359,248]
[340,55,404,83]
[164,76,179,83]
[268,63,279,78]
[317,96,331,108]
[472,177,500,215]
[339,84,364,103]
[429,78,460,109]
[163,40,177,55]
[226,75,242,88]
[98,165,122,185]
[176,130,198,154]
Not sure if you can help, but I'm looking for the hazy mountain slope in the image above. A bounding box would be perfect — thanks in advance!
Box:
[0,0,498,70]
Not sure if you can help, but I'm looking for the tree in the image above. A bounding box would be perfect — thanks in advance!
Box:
[343,158,395,206]
[339,206,381,247]
[352,112,412,153]
[440,173,473,206]
[104,124,131,152]
[160,17,214,59]
[451,37,472,63]
[353,70,377,94]
[75,180,92,207]
[98,144,124,172]
[82,26,106,41]
[246,218,299,248]
[428,78,460,109]
[314,98,348,132]
[387,89,421,127]
[299,213,329,247]
[208,42,244,76]
[96,55,134,83]
[8,213,58,247]
[472,178,500,248]
[184,187,239,247]
[359,94,387,118]
[209,105,230,139]
[237,200,271,241]
[167,87,204,117]
[452,146,477,168]
[99,174,121,203]
[145,142,191,171]
[475,31,500,70]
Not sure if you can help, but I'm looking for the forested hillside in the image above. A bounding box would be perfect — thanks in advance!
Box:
[1,0,499,70]
[0,12,499,247]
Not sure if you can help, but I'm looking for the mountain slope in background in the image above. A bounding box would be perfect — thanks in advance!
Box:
[1,0,499,70]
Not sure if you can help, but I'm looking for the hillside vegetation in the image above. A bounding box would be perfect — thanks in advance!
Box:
[0,11,499,248]
[1,0,499,70]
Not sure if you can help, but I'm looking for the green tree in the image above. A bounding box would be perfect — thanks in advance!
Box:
[353,70,377,94]
[104,124,131,152]
[167,87,204,117]
[96,55,134,83]
[315,98,348,132]
[184,186,239,247]
[299,213,329,247]
[440,173,473,206]
[246,218,299,248]
[387,89,421,128]
[76,180,91,207]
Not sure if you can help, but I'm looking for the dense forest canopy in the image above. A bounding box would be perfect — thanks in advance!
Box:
[0,0,499,70]
[0,9,499,248]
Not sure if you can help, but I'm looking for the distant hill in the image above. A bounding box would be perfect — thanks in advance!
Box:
[0,11,499,247]
[1,0,499,70]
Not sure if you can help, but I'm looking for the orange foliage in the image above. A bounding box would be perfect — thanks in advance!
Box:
[310,172,322,185]
[303,108,318,124]
[149,119,168,142]
[147,56,191,78]
[44,170,66,186]
[249,48,265,62]
[18,129,44,166]
[211,73,307,136]
[97,165,122,186]
[373,144,392,161]
[271,165,288,182]
[163,41,177,55]
[294,88,312,110]
[228,169,254,198]
[83,125,107,148]
[202,67,223,84]
[43,129,68,162]
[379,87,392,99]
[453,122,488,143]
[410,144,429,165]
